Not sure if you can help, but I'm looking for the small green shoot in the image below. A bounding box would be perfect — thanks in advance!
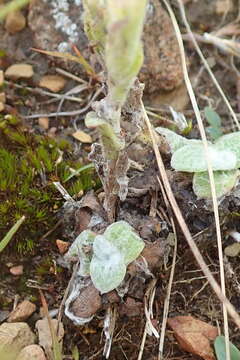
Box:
[204,106,223,140]
[0,216,25,253]
[71,346,80,360]
[83,0,147,221]
[65,221,145,295]
[214,336,240,360]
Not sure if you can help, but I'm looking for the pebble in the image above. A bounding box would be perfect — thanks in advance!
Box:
[216,0,233,14]
[72,130,92,143]
[0,102,4,112]
[10,265,24,276]
[5,11,26,34]
[39,75,66,93]
[0,322,35,351]
[36,318,64,360]
[56,239,70,254]
[5,64,34,80]
[8,300,36,323]
[16,344,47,360]
[38,117,49,130]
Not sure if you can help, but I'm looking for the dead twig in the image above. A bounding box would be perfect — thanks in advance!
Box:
[24,85,104,119]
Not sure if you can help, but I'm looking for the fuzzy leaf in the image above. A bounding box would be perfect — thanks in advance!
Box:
[85,111,124,155]
[106,0,147,105]
[65,230,96,276]
[215,131,240,167]
[171,144,237,172]
[206,126,222,141]
[214,336,240,360]
[193,170,239,199]
[104,220,145,265]
[90,235,126,293]
[155,127,203,153]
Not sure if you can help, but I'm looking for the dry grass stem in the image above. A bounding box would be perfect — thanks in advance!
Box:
[141,101,240,332]
[164,1,231,358]
[158,177,177,360]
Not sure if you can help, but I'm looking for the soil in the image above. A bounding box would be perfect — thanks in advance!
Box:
[1,0,240,359]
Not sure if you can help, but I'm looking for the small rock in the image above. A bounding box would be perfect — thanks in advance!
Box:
[36,318,64,360]
[0,322,35,351]
[47,127,57,138]
[56,239,70,254]
[224,243,240,257]
[0,102,4,112]
[39,75,66,92]
[5,64,34,80]
[8,300,36,323]
[16,344,46,360]
[70,284,101,319]
[216,0,233,14]
[10,265,23,276]
[140,0,183,93]
[38,117,49,130]
[5,10,26,34]
[0,92,6,103]
[0,70,4,86]
[72,130,92,143]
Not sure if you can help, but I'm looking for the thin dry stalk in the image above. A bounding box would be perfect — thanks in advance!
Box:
[163,1,231,358]
[137,279,158,360]
[158,177,177,360]
[25,86,103,119]
[141,102,240,331]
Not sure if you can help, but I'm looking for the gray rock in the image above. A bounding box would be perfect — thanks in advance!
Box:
[16,344,46,360]
[0,322,35,352]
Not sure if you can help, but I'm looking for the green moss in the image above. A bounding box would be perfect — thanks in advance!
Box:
[0,116,98,253]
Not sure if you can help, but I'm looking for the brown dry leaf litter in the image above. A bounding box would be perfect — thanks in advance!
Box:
[168,316,218,360]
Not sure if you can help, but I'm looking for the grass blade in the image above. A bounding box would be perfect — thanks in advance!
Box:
[0,216,25,253]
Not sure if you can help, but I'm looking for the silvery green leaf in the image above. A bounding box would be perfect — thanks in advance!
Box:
[214,336,240,360]
[90,235,126,293]
[193,170,239,199]
[204,106,221,127]
[171,144,237,172]
[106,0,147,105]
[65,230,96,276]
[104,221,145,265]
[85,111,108,128]
[155,127,204,153]
[215,131,240,167]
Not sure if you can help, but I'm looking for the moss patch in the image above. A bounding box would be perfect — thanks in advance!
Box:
[0,115,98,253]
